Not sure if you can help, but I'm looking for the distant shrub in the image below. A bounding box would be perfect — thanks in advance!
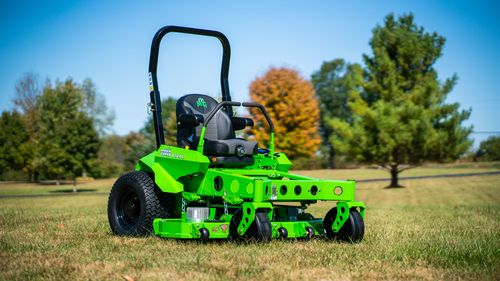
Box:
[291,155,328,170]
[87,159,123,179]
[0,170,29,181]
[476,136,500,161]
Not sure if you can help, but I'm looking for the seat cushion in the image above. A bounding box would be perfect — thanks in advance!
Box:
[199,138,257,156]
[176,94,257,160]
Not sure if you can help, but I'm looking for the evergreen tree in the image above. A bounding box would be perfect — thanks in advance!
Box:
[331,14,472,187]
[248,67,321,159]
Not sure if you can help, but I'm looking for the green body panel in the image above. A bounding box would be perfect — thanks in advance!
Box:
[136,145,209,193]
[261,179,355,202]
[181,168,355,203]
[154,218,230,239]
[196,127,207,154]
[271,219,323,238]
[135,144,365,239]
[245,153,292,172]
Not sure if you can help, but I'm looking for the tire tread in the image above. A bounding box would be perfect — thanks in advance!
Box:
[108,171,168,236]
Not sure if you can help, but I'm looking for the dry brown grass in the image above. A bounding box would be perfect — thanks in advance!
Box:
[0,168,499,280]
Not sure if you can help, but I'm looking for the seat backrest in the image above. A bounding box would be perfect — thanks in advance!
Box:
[176,94,235,147]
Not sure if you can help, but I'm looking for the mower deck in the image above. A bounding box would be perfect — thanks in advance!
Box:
[154,218,325,239]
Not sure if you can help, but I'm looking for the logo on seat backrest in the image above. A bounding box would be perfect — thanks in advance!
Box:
[196,97,207,108]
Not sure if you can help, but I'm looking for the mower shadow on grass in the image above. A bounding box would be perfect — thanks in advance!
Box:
[152,235,350,246]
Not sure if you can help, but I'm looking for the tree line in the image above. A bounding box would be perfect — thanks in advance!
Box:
[0,13,498,187]
[0,71,179,183]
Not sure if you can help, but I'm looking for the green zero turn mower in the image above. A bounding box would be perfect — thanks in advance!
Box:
[107,26,365,242]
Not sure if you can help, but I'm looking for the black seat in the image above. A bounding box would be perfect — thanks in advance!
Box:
[176,94,257,165]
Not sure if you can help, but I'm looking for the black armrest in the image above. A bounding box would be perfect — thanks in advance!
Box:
[231,117,254,130]
[178,113,204,127]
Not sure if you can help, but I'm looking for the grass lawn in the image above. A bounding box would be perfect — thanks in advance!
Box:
[1,161,499,196]
[0,178,115,196]
[0,166,499,280]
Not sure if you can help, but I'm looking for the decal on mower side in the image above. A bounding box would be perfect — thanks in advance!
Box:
[211,225,228,233]
[148,72,154,92]
[160,148,184,159]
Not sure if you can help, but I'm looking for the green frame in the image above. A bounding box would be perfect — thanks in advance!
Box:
[137,142,365,240]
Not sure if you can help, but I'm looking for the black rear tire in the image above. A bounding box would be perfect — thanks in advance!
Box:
[108,171,168,236]
[323,208,364,242]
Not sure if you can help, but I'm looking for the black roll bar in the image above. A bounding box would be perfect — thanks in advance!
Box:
[148,25,232,148]
[242,102,275,132]
[203,101,242,126]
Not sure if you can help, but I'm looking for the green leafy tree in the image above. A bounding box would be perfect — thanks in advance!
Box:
[3,74,112,181]
[248,67,321,159]
[36,79,100,183]
[0,111,31,177]
[476,136,500,161]
[140,97,177,150]
[331,14,472,187]
[97,135,128,166]
[311,59,363,167]
[87,135,127,178]
[123,132,153,171]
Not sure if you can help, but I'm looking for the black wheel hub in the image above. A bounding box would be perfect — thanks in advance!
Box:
[118,187,141,227]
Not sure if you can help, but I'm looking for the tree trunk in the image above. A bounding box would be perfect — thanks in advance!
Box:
[327,144,335,169]
[389,166,400,188]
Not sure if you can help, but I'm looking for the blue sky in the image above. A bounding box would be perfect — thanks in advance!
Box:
[1,1,499,146]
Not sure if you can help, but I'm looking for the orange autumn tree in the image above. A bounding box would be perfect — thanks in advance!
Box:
[248,67,321,159]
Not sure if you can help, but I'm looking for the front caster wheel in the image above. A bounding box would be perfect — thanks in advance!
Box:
[278,227,288,239]
[305,226,315,239]
[199,228,210,241]
[323,208,364,242]
[229,210,272,242]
